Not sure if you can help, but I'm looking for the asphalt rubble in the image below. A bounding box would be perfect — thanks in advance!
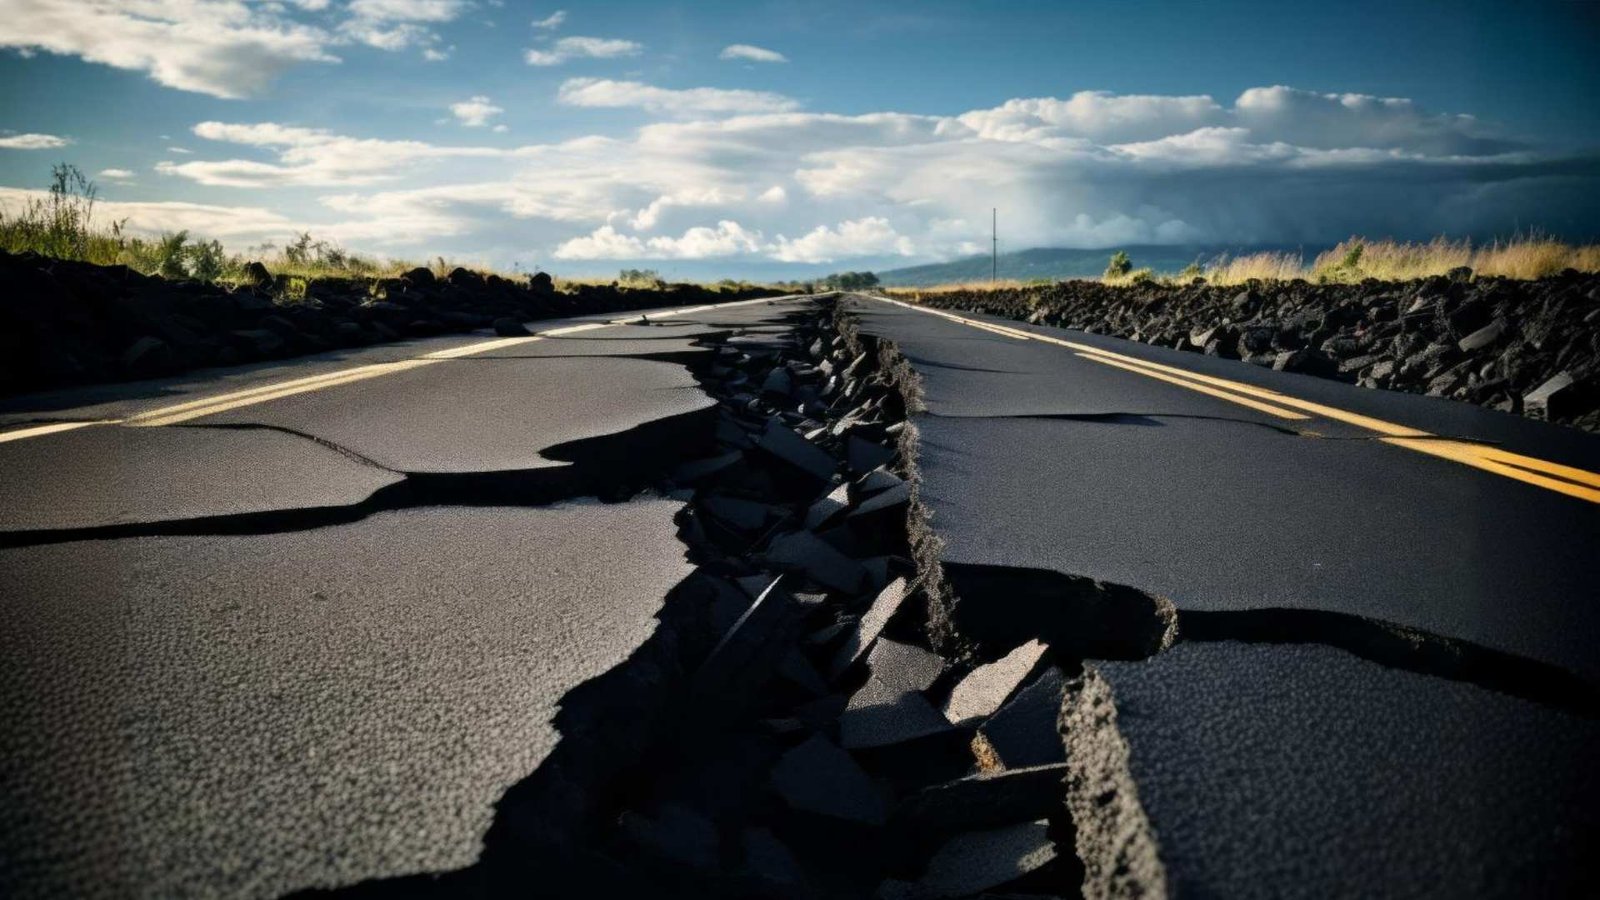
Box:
[900,269,1600,431]
[315,296,1083,899]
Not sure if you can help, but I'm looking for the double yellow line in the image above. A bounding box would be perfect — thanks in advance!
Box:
[0,297,784,445]
[879,298,1600,504]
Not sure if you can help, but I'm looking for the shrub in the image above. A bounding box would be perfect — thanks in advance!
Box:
[1103,250,1132,279]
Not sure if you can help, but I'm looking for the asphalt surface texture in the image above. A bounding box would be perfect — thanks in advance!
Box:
[0,297,809,897]
[846,294,1600,897]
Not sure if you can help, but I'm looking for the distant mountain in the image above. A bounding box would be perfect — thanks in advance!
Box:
[875,244,1322,287]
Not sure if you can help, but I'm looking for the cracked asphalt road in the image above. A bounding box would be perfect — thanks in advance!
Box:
[849,296,1600,681]
[0,297,811,898]
[848,295,1600,897]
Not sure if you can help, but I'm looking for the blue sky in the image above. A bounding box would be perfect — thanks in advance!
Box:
[2,0,1598,279]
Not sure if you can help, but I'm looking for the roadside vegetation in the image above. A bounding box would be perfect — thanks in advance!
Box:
[894,236,1600,295]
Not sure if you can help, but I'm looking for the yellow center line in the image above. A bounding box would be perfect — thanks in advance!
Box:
[877,297,1600,505]
[0,420,117,444]
[2,294,799,441]
[1076,353,1311,420]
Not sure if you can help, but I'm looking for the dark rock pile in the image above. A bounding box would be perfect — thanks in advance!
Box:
[901,270,1600,431]
[0,251,785,396]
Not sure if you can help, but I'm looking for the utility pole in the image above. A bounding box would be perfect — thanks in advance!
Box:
[992,208,997,284]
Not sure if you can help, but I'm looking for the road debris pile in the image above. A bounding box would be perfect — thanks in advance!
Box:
[0,250,783,396]
[898,269,1600,430]
[369,298,1084,899]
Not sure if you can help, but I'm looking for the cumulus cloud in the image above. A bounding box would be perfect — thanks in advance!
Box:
[557,78,799,115]
[0,0,338,98]
[450,96,504,127]
[97,168,136,182]
[524,36,640,66]
[531,10,567,30]
[0,0,476,97]
[771,217,915,263]
[720,44,786,63]
[0,132,70,149]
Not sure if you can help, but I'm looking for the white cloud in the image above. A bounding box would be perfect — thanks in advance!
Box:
[0,0,339,98]
[720,44,786,63]
[524,36,640,66]
[97,167,136,181]
[159,120,508,187]
[450,96,504,127]
[0,0,479,97]
[0,132,70,149]
[771,217,914,263]
[557,78,799,116]
[555,220,764,259]
[422,46,451,61]
[531,10,566,29]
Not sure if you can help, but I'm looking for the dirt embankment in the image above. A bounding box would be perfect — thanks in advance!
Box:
[897,270,1600,431]
[0,251,787,396]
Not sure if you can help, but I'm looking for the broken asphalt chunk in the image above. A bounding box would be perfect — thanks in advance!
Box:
[849,482,912,523]
[866,638,945,693]
[769,734,887,825]
[943,640,1050,726]
[830,577,909,679]
[671,450,742,484]
[891,763,1069,842]
[854,467,904,498]
[908,820,1058,899]
[756,419,840,483]
[840,674,953,749]
[977,667,1068,770]
[704,495,775,533]
[804,483,851,529]
[764,529,868,593]
[848,435,897,474]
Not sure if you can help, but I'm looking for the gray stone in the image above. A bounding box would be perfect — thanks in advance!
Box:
[830,577,909,678]
[1524,371,1578,420]
[912,820,1058,898]
[840,674,954,749]
[943,640,1049,726]
[757,419,839,482]
[119,336,173,376]
[1458,318,1507,352]
[762,367,794,397]
[978,667,1067,769]
[242,260,272,286]
[492,317,531,336]
[769,734,887,824]
[866,638,945,693]
[764,530,867,593]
